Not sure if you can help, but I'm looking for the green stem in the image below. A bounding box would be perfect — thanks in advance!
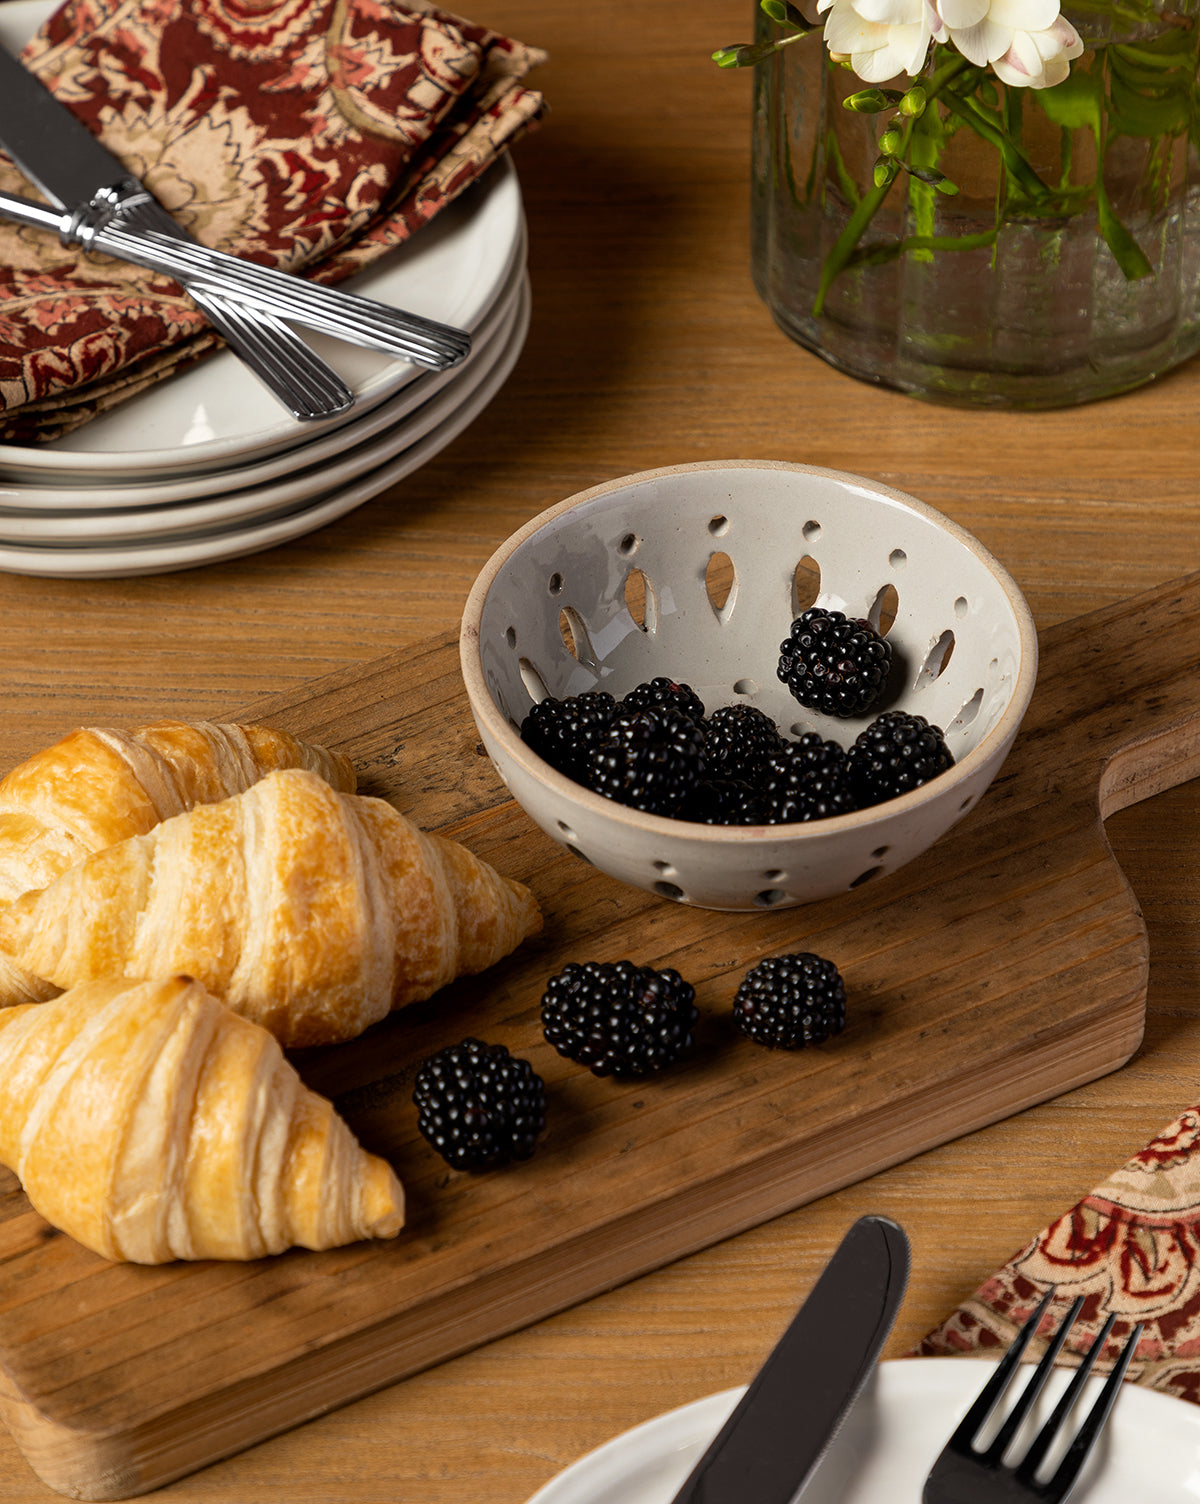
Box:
[813,178,893,313]
[847,228,998,268]
[941,91,1050,201]
[812,53,971,314]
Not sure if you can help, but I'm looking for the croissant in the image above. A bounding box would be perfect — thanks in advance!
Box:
[0,974,405,1263]
[0,767,542,1047]
[0,719,356,1006]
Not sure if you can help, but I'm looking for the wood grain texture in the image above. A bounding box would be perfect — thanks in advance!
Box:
[0,573,1197,1496]
[0,0,1198,1498]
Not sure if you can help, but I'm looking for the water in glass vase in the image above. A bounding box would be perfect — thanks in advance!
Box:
[749,0,1200,408]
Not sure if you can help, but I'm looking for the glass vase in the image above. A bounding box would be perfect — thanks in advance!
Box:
[750,3,1200,408]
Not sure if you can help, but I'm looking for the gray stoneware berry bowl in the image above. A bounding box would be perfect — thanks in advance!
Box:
[459,460,1038,912]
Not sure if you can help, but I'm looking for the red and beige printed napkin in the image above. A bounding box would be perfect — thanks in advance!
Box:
[915,1100,1200,1402]
[0,0,546,445]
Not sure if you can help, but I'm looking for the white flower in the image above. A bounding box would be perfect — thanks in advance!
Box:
[935,0,1083,87]
[993,15,1084,86]
[817,0,935,81]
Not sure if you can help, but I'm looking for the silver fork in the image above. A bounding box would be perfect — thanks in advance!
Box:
[114,192,354,422]
[922,1287,1143,1504]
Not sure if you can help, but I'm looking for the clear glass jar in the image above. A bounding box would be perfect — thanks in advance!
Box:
[750,3,1200,408]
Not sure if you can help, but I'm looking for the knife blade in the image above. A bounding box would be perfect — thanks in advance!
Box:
[670,1214,910,1504]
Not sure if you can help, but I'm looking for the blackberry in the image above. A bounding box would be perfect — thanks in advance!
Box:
[622,677,706,723]
[700,702,784,783]
[682,776,766,826]
[760,734,857,823]
[521,690,619,783]
[413,1037,547,1172]
[847,710,954,807]
[541,960,698,1078]
[587,704,704,816]
[777,608,892,718]
[733,954,846,1049]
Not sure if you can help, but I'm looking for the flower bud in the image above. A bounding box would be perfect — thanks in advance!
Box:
[899,85,926,117]
[760,0,809,26]
[844,88,890,112]
[879,117,904,155]
[873,156,899,188]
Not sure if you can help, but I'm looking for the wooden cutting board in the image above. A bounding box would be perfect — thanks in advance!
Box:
[2,572,1199,1501]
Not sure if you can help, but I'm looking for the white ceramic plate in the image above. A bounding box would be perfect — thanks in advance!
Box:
[0,262,525,541]
[0,0,525,483]
[0,275,529,577]
[0,226,526,513]
[524,1358,1200,1503]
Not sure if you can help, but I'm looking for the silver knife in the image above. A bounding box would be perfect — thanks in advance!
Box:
[0,182,471,370]
[0,41,354,421]
[670,1215,910,1504]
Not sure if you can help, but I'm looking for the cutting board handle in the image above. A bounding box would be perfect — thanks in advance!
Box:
[1022,572,1200,820]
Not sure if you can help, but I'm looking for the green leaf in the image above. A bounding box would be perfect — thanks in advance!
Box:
[1108,69,1190,136]
[1038,59,1155,278]
[1096,178,1155,277]
[1038,65,1104,133]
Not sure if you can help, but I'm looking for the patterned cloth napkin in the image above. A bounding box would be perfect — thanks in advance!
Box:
[0,0,546,445]
[915,1100,1200,1404]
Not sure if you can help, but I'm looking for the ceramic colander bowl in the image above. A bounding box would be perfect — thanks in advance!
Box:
[459,460,1038,912]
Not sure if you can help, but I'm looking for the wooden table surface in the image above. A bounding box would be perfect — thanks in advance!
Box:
[1,1,1199,1498]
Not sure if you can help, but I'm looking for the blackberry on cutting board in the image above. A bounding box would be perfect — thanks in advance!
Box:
[520,690,619,783]
[733,954,846,1049]
[413,1038,547,1172]
[541,960,699,1078]
[700,702,784,783]
[586,704,705,816]
[621,677,706,723]
[760,733,858,823]
[847,710,954,807]
[777,608,892,718]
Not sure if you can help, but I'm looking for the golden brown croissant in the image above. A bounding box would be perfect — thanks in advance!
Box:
[0,767,542,1047]
[0,719,356,1006]
[0,974,405,1262]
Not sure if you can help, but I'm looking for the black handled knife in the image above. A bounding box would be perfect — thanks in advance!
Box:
[670,1214,910,1504]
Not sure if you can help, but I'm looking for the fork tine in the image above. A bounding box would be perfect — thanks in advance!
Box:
[982,1296,1085,1463]
[946,1287,1056,1450]
[1028,1320,1143,1502]
[1014,1312,1116,1481]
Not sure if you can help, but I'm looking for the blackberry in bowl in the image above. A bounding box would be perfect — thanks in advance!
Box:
[460,460,1037,911]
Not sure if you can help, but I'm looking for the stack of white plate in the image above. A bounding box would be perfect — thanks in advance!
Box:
[0,79,529,579]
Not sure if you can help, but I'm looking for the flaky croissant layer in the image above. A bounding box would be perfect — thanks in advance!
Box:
[0,975,405,1263]
[0,719,356,1007]
[0,767,542,1047]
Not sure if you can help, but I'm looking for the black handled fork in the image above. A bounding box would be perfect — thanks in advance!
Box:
[923,1287,1143,1503]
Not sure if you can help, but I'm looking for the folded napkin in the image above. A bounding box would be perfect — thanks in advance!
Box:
[915,1100,1200,1402]
[0,0,546,445]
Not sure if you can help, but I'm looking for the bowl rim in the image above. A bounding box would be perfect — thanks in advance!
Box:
[459,459,1040,843]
